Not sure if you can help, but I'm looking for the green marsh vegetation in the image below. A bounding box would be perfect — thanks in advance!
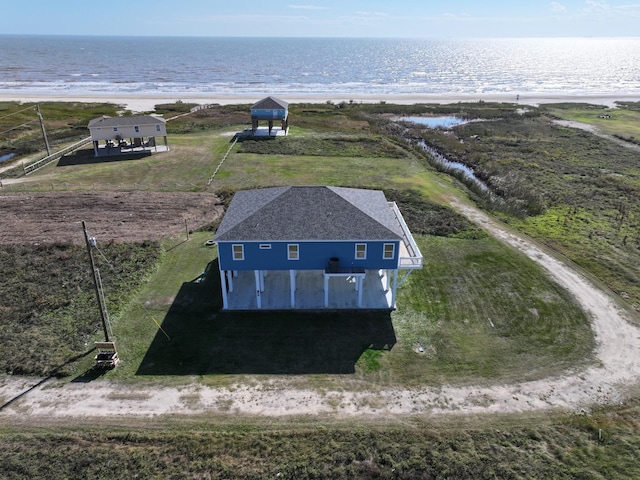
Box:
[372,102,640,311]
[0,241,161,376]
[1,100,639,478]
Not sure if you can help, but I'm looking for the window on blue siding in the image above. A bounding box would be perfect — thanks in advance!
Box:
[232,244,244,260]
[259,244,271,249]
[288,244,299,260]
[383,243,395,259]
[355,243,367,260]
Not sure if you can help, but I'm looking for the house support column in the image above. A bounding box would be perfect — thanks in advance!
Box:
[226,270,234,292]
[385,269,391,292]
[219,269,229,309]
[391,269,399,309]
[357,276,364,308]
[254,270,262,309]
[290,270,296,308]
[323,274,329,308]
[93,141,99,157]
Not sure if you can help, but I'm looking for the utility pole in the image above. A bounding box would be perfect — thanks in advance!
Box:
[36,104,51,156]
[82,221,110,342]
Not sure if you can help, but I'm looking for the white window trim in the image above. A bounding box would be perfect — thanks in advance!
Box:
[259,244,272,249]
[288,244,299,260]
[232,244,244,261]
[355,243,367,260]
[383,243,395,259]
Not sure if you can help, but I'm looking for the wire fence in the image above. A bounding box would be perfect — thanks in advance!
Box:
[206,136,238,187]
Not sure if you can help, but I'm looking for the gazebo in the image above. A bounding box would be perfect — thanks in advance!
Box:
[250,97,289,136]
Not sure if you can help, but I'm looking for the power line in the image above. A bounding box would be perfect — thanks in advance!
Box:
[0,105,36,121]
[0,119,39,136]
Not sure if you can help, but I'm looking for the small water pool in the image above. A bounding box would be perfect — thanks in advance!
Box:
[0,152,16,163]
[401,116,467,128]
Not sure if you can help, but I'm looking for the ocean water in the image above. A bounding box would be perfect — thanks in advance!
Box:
[1,35,639,98]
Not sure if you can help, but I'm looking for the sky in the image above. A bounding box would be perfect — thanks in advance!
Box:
[3,0,640,37]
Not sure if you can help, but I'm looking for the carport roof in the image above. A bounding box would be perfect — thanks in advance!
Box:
[88,115,165,128]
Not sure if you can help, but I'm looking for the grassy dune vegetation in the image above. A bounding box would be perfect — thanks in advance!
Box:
[1,100,639,478]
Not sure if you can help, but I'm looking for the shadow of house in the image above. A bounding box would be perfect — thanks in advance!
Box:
[136,260,397,375]
[57,148,151,167]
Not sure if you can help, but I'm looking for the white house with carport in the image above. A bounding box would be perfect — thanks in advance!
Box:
[88,115,169,156]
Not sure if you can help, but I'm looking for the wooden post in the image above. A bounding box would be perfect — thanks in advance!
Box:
[36,105,51,157]
[185,219,190,240]
[82,221,110,342]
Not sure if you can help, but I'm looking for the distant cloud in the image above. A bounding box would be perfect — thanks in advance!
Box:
[550,2,567,13]
[287,4,326,10]
[580,1,640,18]
[355,11,389,17]
[583,0,609,12]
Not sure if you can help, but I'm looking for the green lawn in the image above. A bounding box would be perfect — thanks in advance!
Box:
[13,130,237,191]
[66,231,592,388]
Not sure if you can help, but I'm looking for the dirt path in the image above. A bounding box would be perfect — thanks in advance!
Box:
[1,201,639,419]
[553,119,640,153]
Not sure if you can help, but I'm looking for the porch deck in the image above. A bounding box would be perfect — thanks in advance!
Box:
[225,269,393,310]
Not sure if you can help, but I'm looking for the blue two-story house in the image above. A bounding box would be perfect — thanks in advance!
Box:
[250,96,289,135]
[213,186,422,310]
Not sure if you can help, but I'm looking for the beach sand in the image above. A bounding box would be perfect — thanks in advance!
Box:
[2,92,639,112]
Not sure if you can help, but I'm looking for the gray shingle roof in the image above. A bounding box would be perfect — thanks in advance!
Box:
[251,97,289,110]
[88,115,165,128]
[214,186,403,242]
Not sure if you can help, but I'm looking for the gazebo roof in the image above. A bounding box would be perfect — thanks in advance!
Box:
[251,96,289,110]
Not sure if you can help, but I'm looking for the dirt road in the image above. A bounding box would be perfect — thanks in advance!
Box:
[1,198,639,419]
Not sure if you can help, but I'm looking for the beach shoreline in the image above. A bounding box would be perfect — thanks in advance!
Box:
[2,92,639,112]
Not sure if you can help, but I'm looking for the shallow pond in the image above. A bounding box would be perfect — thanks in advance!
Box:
[401,116,467,128]
[0,152,16,163]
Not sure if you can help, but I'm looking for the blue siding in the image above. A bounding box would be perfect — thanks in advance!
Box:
[251,108,287,119]
[218,240,399,271]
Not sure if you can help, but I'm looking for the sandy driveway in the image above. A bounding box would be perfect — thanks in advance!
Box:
[1,201,639,419]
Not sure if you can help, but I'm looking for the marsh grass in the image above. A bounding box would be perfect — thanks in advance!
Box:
[0,241,161,376]
[2,401,640,479]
